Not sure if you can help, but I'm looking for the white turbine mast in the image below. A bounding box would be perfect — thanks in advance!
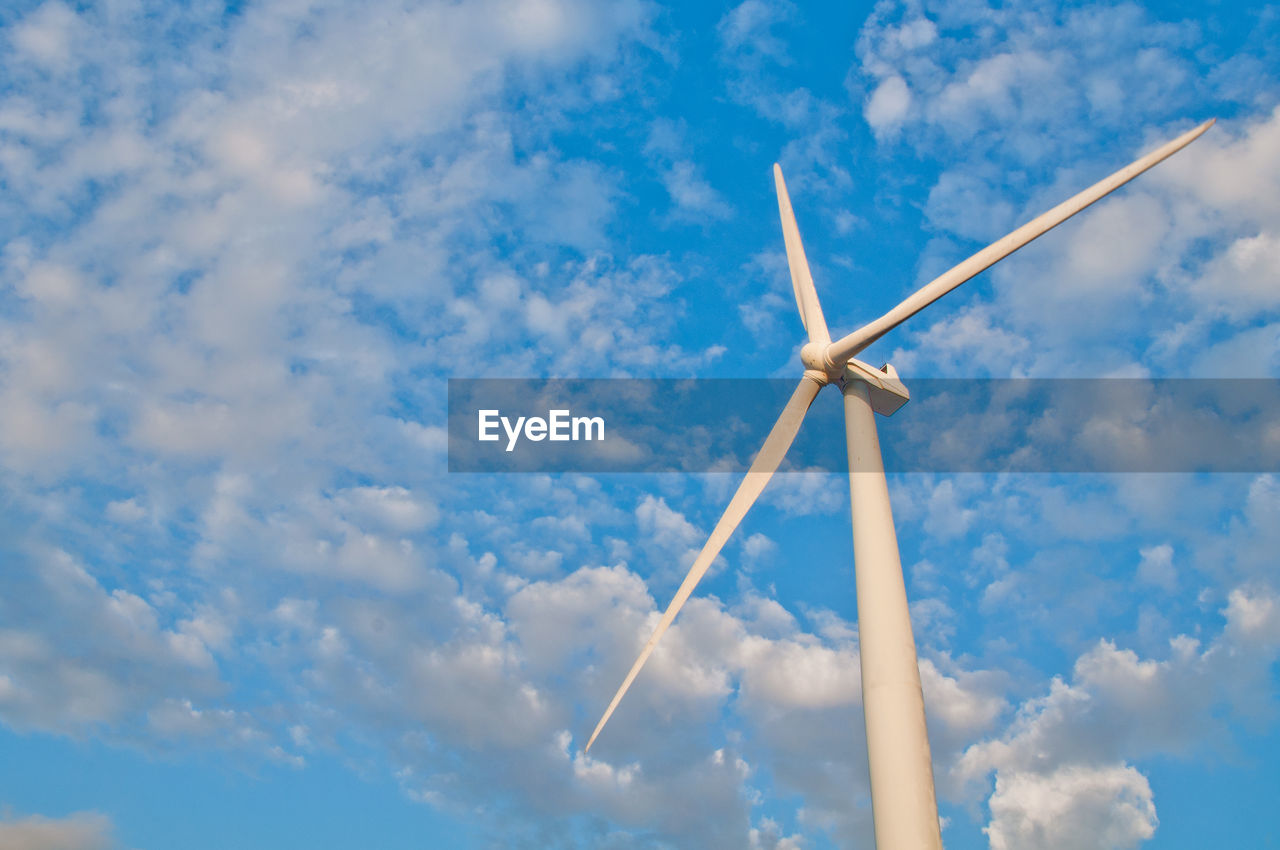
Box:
[585,119,1215,849]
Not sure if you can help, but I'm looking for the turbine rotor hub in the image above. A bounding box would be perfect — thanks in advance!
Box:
[799,341,829,373]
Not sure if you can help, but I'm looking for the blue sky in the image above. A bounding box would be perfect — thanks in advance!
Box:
[1,0,1278,848]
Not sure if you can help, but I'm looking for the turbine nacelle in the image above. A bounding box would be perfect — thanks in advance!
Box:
[799,344,907,416]
[842,359,909,417]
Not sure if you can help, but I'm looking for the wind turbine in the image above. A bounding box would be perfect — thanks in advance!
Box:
[584,118,1215,849]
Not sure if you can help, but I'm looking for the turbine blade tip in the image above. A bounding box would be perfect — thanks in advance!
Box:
[1186,117,1216,139]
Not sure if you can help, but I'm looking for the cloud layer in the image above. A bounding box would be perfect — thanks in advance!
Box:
[1,0,1277,847]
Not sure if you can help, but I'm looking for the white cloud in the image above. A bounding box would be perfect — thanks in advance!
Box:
[758,470,845,516]
[920,657,1006,743]
[1193,230,1280,320]
[986,764,1156,850]
[740,531,778,566]
[739,635,859,709]
[8,2,85,73]
[634,494,706,585]
[855,1,1201,163]
[289,561,822,847]
[865,74,912,133]
[955,584,1280,844]
[2,0,1277,846]
[748,817,806,850]
[0,811,114,850]
[924,170,1016,241]
[104,498,147,523]
[1224,585,1280,646]
[332,486,440,534]
[922,477,977,539]
[887,304,1029,377]
[0,545,228,735]
[1137,543,1177,591]
[852,2,1280,380]
[642,119,733,222]
[931,51,1060,137]
[1157,104,1280,225]
[0,11,712,836]
[146,698,265,747]
[716,1,851,194]
[717,0,794,64]
[661,160,733,220]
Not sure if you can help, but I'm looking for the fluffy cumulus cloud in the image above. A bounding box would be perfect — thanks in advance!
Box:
[865,74,912,134]
[850,0,1280,379]
[0,542,230,737]
[274,558,823,847]
[853,0,1203,161]
[0,0,744,840]
[985,765,1156,850]
[951,584,1280,846]
[0,0,656,600]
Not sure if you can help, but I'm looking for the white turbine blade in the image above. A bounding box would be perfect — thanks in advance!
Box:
[774,165,831,344]
[825,118,1216,366]
[584,374,824,753]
